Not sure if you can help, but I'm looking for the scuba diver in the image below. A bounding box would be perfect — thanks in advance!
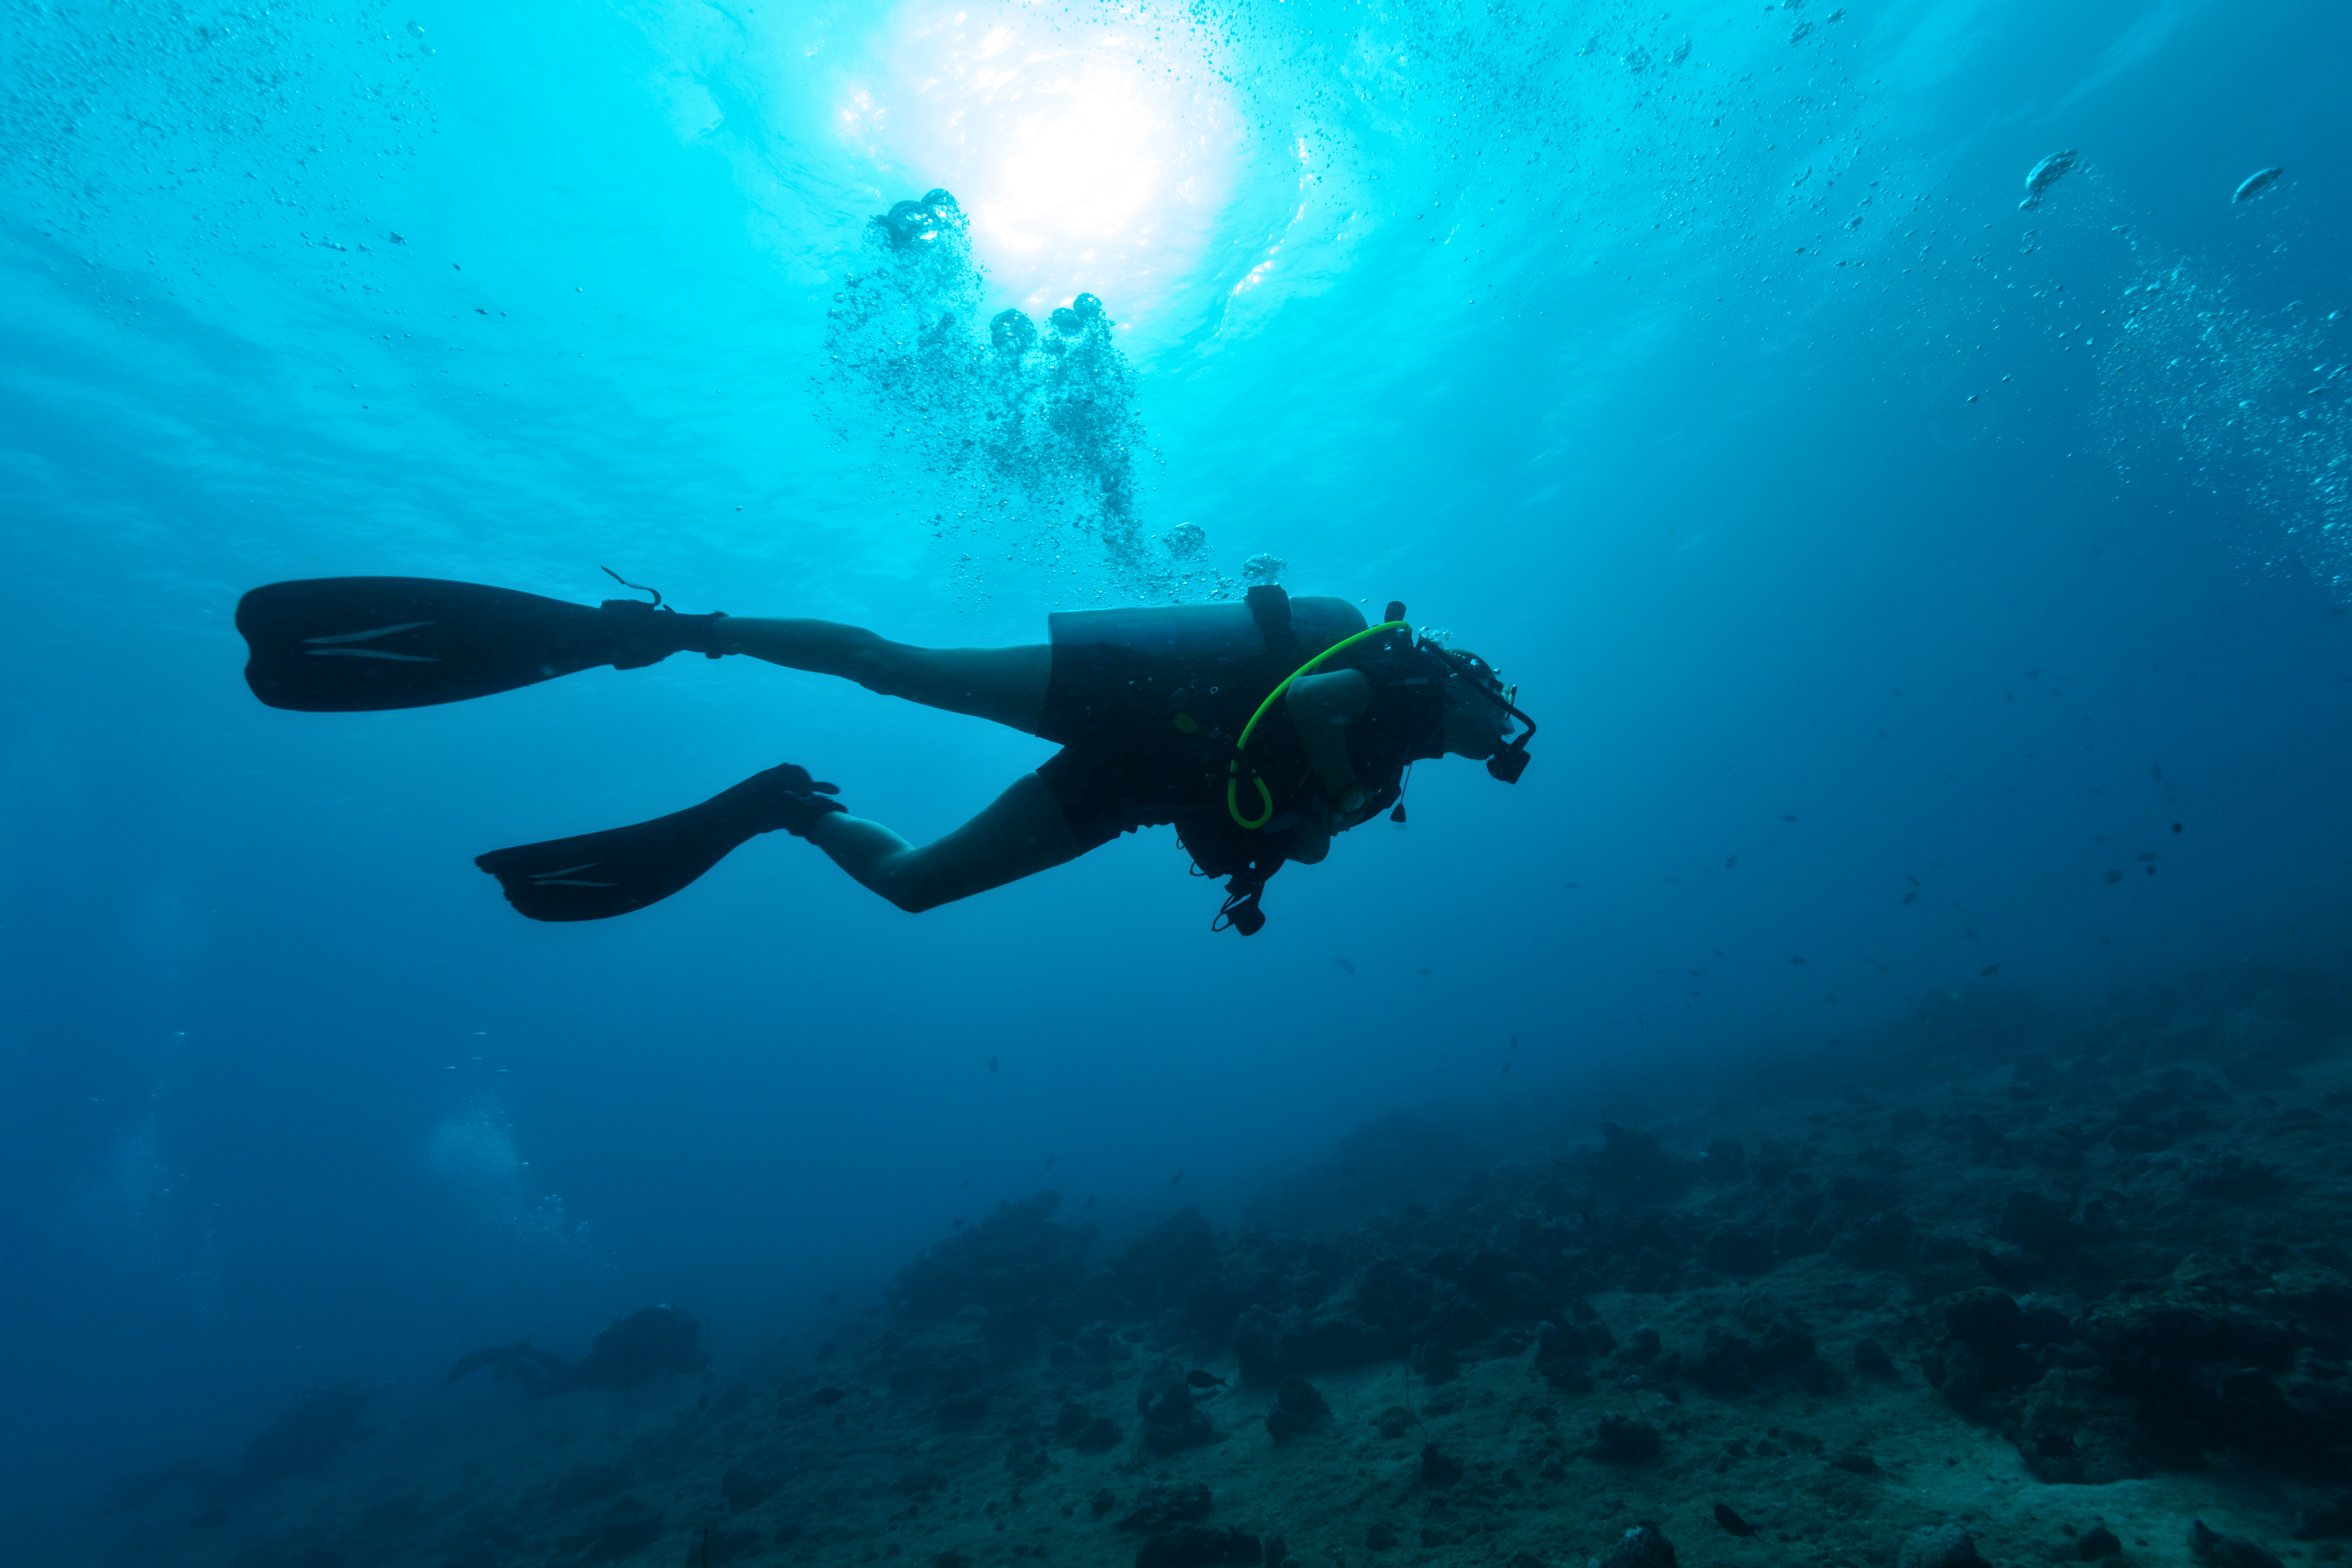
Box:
[444,1304,708,1397]
[234,574,1535,933]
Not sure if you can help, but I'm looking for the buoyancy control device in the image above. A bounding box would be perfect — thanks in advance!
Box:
[1048,586,1365,934]
[1047,585,1537,935]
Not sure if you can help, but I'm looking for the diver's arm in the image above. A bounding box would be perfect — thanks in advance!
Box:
[1286,670,1375,824]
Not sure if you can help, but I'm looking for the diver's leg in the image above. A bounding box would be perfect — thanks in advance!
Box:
[714,618,1050,734]
[505,1349,562,1396]
[807,773,1082,912]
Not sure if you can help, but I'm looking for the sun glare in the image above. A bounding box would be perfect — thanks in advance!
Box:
[840,1,1236,322]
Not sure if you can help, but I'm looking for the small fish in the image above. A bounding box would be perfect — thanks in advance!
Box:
[1781,813,1798,823]
[1715,1503,1758,1537]
[952,1217,966,1228]
[1509,1033,1518,1049]
[987,1056,998,1074]
[1981,964,2000,977]
[1185,1370,1227,1389]
[1170,1169,1186,1185]
[1790,955,1808,966]
[1724,854,1738,869]
[1501,1062,1513,1076]
[2019,148,2079,210]
[1084,1195,1097,1208]
[1334,956,1356,975]
[2233,165,2283,203]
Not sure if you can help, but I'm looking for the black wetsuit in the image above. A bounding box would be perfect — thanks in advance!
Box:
[1033,640,1449,870]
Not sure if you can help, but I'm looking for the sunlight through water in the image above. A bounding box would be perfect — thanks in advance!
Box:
[838,1,1239,322]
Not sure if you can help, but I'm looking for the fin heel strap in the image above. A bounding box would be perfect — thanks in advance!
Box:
[599,600,731,668]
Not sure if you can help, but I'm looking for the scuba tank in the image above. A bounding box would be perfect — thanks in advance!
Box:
[1048,592,1367,663]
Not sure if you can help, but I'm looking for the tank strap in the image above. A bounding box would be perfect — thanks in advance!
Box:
[1244,584,1300,660]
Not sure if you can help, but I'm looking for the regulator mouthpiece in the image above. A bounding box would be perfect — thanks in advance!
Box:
[1487,743,1532,784]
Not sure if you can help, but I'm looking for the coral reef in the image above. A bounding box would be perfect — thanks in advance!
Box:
[98,961,2352,1568]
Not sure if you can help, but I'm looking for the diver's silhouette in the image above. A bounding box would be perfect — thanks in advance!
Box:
[235,577,1536,934]
[444,1305,708,1397]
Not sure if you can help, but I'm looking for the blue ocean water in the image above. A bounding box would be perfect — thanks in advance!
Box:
[4,0,2350,1557]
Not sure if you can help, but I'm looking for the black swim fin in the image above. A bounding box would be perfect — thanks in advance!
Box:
[475,763,844,921]
[235,576,727,712]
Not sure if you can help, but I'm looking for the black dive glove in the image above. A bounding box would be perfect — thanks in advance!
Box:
[600,598,732,669]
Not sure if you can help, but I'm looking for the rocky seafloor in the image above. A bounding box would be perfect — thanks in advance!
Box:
[101,961,2352,1568]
